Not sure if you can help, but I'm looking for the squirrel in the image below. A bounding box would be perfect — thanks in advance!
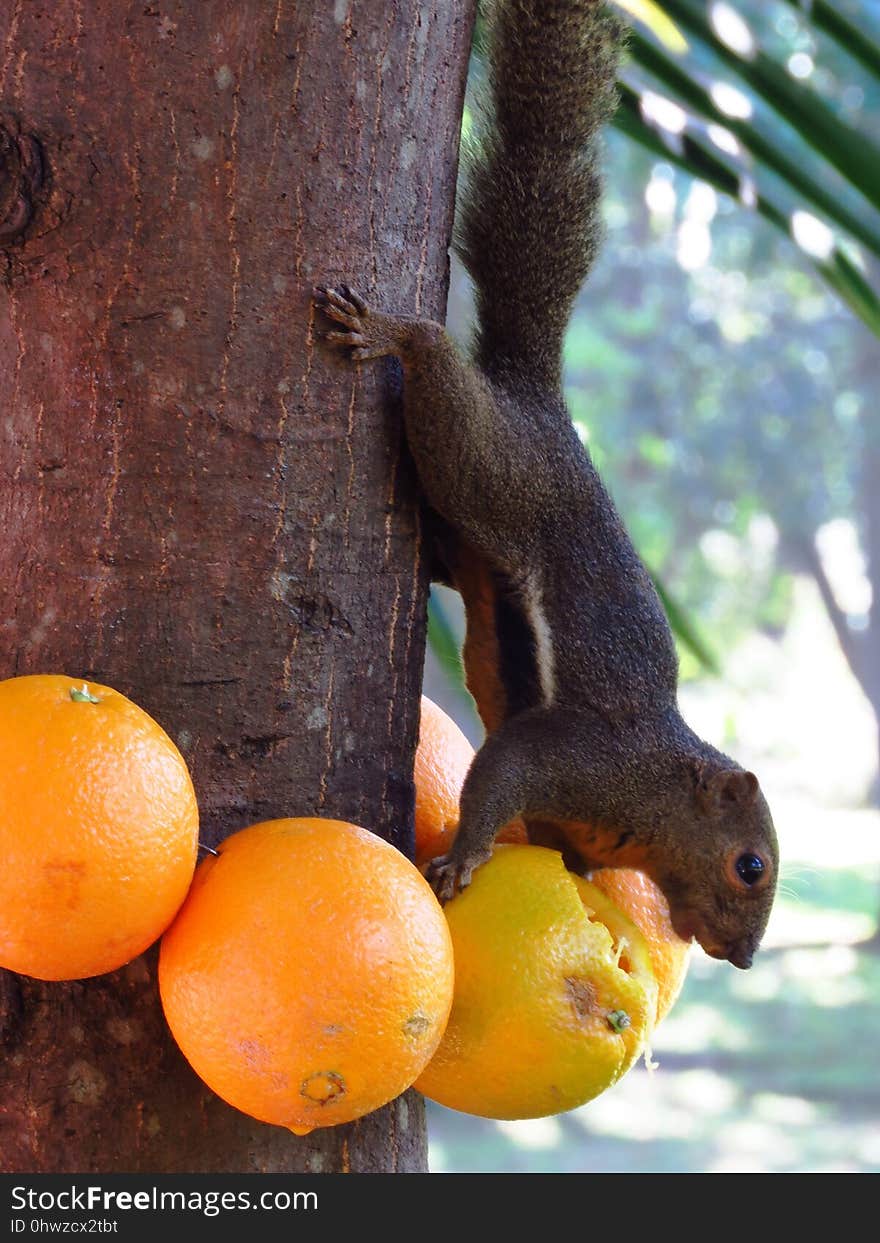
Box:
[314,0,778,970]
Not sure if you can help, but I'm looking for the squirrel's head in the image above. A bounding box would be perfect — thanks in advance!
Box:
[654,766,778,970]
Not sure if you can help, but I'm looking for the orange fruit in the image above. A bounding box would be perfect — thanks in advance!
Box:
[414,696,475,865]
[589,867,691,1022]
[414,845,658,1119]
[0,673,199,981]
[159,817,455,1134]
[414,695,526,862]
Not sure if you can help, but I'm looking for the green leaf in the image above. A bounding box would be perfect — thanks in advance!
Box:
[626,29,880,261]
[611,0,689,52]
[780,0,880,79]
[816,246,880,339]
[651,573,720,675]
[613,85,880,337]
[427,591,469,699]
[659,0,880,213]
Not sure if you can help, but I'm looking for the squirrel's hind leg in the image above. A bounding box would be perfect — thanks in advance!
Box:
[314,284,561,571]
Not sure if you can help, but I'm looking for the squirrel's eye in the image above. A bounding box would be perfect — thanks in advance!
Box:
[725,849,770,892]
[735,853,765,886]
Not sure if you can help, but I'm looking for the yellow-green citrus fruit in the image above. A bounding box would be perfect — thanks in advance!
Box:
[589,866,692,1022]
[415,845,658,1119]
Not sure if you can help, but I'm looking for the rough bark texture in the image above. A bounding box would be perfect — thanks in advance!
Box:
[0,0,475,1173]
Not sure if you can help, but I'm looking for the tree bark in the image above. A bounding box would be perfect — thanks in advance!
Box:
[0,0,475,1173]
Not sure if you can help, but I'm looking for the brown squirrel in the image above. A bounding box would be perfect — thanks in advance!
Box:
[314,0,778,969]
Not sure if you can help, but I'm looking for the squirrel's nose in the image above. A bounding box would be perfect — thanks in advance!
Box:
[727,941,754,970]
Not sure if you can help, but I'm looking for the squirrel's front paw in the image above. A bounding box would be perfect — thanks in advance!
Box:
[313,283,393,362]
[426,847,492,904]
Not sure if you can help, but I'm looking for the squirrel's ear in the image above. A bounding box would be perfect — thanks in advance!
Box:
[695,768,759,811]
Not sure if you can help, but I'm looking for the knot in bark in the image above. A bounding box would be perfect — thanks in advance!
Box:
[0,115,45,245]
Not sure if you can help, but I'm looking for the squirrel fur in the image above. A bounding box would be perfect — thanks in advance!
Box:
[315,0,778,970]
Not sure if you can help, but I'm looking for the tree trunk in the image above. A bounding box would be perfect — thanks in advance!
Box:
[0,0,475,1174]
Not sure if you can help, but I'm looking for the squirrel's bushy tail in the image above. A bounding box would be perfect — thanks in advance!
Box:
[457,0,625,385]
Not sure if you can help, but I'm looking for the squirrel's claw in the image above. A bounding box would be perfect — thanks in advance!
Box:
[313,284,369,326]
[426,857,468,903]
[321,306,362,330]
[314,284,379,359]
[314,282,401,363]
[325,330,366,347]
[426,848,491,903]
[339,284,368,316]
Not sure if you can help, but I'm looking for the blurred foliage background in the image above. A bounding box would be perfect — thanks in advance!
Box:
[423,0,880,1174]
